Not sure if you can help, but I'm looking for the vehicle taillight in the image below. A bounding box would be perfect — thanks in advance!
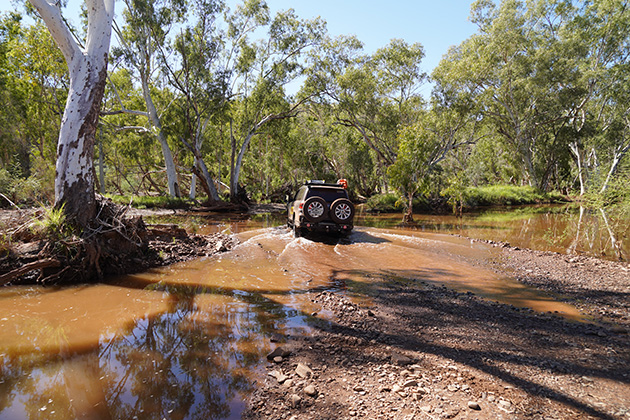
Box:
[299,203,303,209]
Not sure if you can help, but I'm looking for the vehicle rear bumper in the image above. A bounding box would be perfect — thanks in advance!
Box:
[302,221,353,233]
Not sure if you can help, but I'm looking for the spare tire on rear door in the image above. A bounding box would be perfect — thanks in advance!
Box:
[303,196,328,222]
[330,198,354,223]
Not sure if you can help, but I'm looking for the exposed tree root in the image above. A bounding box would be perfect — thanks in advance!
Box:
[0,258,61,286]
[0,196,236,286]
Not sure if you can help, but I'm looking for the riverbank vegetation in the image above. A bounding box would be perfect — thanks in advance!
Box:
[1,0,630,224]
[364,185,566,214]
[107,194,196,210]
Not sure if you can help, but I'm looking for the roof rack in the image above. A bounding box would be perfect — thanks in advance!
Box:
[305,180,343,188]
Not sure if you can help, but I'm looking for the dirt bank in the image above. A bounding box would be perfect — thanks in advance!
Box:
[0,207,237,285]
[243,243,630,420]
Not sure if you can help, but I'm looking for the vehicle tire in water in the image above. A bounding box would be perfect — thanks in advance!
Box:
[303,197,327,222]
[330,198,354,223]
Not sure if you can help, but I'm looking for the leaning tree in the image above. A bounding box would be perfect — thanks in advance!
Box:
[27,0,114,227]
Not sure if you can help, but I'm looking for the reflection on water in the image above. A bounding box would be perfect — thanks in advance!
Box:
[178,204,629,261]
[359,204,629,261]
[1,205,619,419]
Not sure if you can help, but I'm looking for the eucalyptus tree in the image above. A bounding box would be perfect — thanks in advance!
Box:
[568,0,630,193]
[226,3,326,202]
[150,0,324,203]
[435,0,583,191]
[101,69,176,195]
[289,104,378,196]
[304,37,426,185]
[9,21,67,163]
[388,103,482,222]
[0,15,67,177]
[110,0,188,198]
[162,0,225,202]
[0,13,19,170]
[593,65,630,193]
[27,0,114,227]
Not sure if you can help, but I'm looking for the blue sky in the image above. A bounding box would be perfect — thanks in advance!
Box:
[4,0,478,94]
[266,1,477,66]
[263,0,478,95]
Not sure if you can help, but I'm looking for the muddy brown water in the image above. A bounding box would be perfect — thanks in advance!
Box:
[0,205,624,420]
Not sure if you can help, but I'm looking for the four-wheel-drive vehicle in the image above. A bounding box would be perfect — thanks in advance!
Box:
[287,180,354,237]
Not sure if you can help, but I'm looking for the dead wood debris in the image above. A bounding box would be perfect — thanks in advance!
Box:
[0,197,236,286]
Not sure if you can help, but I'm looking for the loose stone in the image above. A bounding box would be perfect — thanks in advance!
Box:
[267,347,291,360]
[296,363,313,379]
[268,370,288,384]
[403,379,418,388]
[304,385,318,397]
[290,394,301,407]
[391,353,413,366]
[499,400,512,409]
[468,401,481,410]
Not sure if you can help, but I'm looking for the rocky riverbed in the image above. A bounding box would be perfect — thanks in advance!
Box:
[243,243,630,420]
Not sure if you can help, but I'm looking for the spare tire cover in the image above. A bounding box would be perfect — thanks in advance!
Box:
[303,196,328,222]
[330,198,354,223]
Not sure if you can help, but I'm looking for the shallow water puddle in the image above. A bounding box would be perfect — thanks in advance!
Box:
[0,226,583,420]
[0,284,169,355]
[337,228,582,319]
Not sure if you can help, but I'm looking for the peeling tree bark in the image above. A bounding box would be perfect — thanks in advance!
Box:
[28,0,114,228]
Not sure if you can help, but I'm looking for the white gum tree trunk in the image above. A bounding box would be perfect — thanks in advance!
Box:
[140,76,181,198]
[28,0,114,227]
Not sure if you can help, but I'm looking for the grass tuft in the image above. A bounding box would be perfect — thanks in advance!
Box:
[31,205,73,240]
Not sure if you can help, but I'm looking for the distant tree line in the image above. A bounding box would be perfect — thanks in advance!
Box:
[1,0,629,222]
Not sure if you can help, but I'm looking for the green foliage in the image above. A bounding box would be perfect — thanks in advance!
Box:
[107,194,195,209]
[441,173,470,215]
[31,205,75,241]
[365,193,402,213]
[0,155,54,207]
[364,193,430,214]
[463,135,519,186]
[583,168,630,206]
[0,168,12,197]
[462,185,555,207]
[0,231,12,257]
[4,1,630,211]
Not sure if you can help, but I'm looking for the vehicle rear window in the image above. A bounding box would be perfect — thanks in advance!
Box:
[306,187,348,202]
[295,186,308,201]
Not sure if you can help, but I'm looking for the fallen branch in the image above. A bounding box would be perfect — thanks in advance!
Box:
[0,258,61,286]
[0,193,20,211]
[38,265,72,285]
